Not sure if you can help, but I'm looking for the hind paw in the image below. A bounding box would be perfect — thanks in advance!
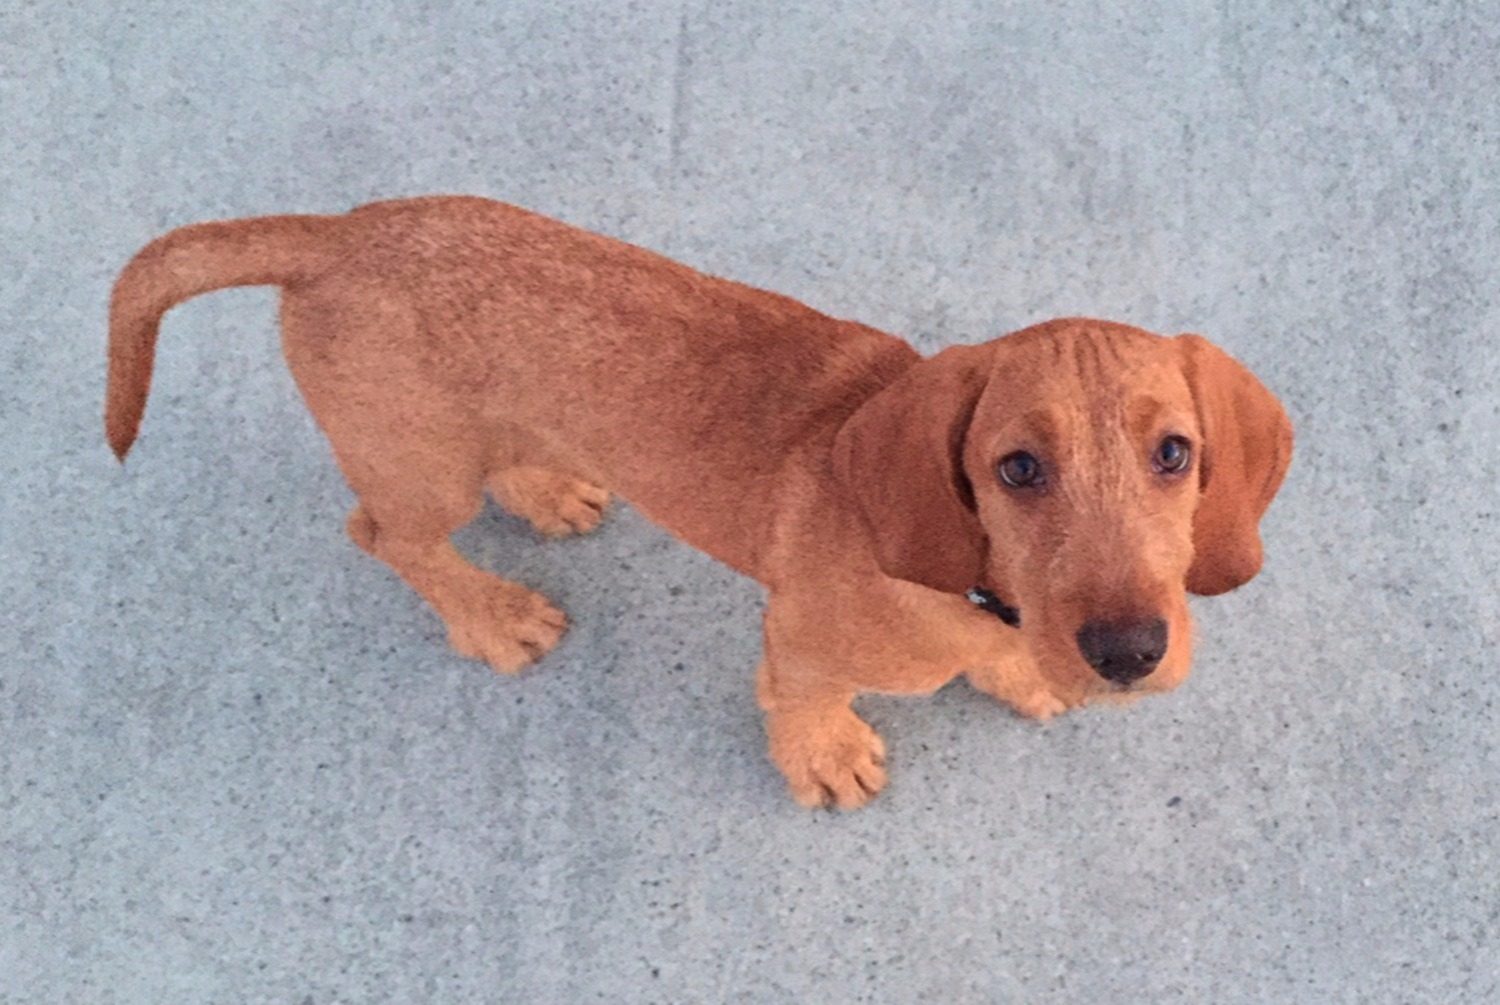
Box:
[488,467,610,537]
[447,583,568,673]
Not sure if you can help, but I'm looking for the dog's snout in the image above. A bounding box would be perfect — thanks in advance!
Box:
[1075,618,1168,685]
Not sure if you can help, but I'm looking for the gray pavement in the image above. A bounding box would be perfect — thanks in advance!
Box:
[3,2,1498,1001]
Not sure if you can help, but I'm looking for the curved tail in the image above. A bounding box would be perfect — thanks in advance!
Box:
[105,213,340,460]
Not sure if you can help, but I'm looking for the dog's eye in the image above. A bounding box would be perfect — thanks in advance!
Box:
[998,451,1044,489]
[1153,435,1193,475]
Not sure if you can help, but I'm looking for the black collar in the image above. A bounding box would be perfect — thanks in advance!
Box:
[966,587,1020,628]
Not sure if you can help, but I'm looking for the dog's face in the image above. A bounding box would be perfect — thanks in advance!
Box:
[834,318,1293,702]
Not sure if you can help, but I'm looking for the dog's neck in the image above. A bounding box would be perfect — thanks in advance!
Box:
[966,588,1020,628]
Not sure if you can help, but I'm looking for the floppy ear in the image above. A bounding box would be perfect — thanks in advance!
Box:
[831,342,995,593]
[1177,334,1294,596]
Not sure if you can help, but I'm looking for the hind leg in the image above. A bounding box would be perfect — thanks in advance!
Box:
[345,498,566,673]
[282,291,567,672]
[487,466,610,537]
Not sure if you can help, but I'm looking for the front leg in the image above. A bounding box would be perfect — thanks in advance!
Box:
[756,587,962,809]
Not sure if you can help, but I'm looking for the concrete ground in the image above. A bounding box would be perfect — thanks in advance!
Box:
[4,2,1497,1001]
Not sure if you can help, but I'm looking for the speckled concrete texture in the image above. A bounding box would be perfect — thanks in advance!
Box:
[3,2,1498,1002]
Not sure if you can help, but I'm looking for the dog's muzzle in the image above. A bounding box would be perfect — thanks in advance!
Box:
[1075,618,1167,685]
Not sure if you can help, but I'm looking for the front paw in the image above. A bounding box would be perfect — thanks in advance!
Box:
[765,705,887,810]
[967,665,1071,721]
[1009,689,1068,721]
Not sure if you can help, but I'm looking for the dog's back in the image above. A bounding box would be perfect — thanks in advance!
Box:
[329,197,915,464]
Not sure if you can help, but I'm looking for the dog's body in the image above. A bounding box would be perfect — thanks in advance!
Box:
[107,196,1292,808]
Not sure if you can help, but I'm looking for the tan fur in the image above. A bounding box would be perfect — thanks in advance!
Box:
[106,196,1293,809]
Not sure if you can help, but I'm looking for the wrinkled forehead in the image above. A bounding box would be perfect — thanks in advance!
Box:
[969,322,1197,446]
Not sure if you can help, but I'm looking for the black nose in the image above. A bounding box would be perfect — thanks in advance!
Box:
[1075,618,1168,685]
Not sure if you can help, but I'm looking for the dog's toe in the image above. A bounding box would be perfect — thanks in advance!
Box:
[449,585,568,673]
[769,706,888,810]
[1012,690,1069,721]
[548,481,609,535]
[489,467,610,537]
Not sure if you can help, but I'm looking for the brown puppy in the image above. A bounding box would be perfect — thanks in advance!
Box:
[106,196,1293,808]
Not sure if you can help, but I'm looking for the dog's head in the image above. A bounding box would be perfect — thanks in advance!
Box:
[833,318,1292,700]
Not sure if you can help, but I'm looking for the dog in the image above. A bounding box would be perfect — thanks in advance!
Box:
[106,196,1293,808]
